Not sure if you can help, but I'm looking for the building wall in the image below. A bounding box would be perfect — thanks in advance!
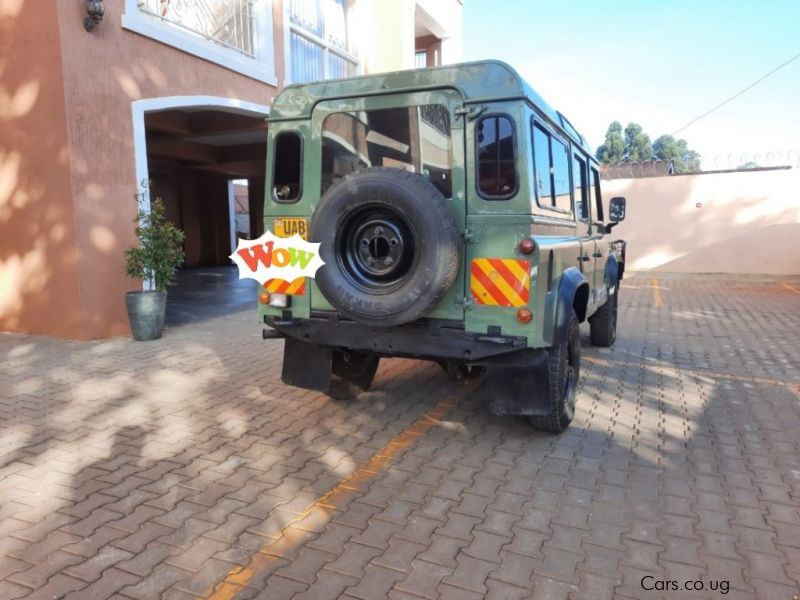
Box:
[2,0,461,340]
[360,0,416,73]
[415,0,462,65]
[0,0,85,338]
[362,0,462,73]
[56,2,282,338]
[0,1,282,339]
[604,169,800,275]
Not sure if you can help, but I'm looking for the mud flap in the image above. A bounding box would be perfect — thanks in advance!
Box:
[281,337,332,391]
[483,358,553,416]
[332,351,380,391]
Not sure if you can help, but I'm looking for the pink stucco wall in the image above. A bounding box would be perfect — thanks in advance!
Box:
[604,169,800,275]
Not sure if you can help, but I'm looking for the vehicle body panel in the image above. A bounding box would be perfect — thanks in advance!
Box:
[260,60,623,356]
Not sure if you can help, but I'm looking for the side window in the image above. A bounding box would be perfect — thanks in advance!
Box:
[590,167,604,221]
[533,124,552,205]
[551,137,571,212]
[532,121,573,215]
[477,115,517,199]
[573,155,588,220]
[273,132,302,202]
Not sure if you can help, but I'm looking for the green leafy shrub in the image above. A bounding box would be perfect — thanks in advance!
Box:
[125,198,185,292]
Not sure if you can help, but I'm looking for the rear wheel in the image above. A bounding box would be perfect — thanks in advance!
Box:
[589,281,619,347]
[530,311,580,433]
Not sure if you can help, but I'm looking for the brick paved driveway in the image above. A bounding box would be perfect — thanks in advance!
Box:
[1,275,799,600]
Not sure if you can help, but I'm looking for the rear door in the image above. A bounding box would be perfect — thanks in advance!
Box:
[572,152,596,303]
[308,90,467,322]
[464,104,536,336]
[589,165,607,295]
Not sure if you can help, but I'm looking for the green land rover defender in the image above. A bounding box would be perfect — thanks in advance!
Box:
[259,61,627,432]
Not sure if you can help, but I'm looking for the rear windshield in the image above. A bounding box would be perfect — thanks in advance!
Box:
[321,105,452,198]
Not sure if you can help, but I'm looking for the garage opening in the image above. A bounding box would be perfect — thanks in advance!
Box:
[142,106,267,326]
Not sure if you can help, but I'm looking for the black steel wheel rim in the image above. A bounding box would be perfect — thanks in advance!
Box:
[337,206,417,293]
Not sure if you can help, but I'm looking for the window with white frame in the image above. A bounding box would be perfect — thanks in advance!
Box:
[289,0,358,83]
[122,0,276,85]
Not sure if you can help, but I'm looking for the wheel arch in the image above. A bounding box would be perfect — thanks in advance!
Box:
[544,267,589,345]
[572,281,590,323]
[605,255,620,290]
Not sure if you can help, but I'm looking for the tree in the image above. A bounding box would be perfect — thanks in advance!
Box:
[652,135,701,173]
[623,123,653,162]
[597,122,701,172]
[596,121,625,164]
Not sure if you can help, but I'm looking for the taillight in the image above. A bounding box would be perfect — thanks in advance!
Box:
[259,292,270,304]
[519,239,535,255]
[517,308,532,323]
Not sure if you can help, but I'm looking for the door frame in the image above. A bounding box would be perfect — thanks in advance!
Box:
[130,95,270,288]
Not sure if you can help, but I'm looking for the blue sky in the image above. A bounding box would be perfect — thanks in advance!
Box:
[462,0,800,168]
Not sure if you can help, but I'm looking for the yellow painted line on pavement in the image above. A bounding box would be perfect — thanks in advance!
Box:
[650,278,663,308]
[781,282,800,295]
[200,388,471,600]
[704,371,800,400]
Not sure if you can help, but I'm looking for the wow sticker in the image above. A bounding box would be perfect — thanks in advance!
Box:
[229,231,324,285]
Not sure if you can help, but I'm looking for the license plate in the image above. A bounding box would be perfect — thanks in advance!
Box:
[273,218,308,240]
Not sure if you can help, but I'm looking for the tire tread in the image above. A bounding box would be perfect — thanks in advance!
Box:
[530,312,580,433]
[589,283,618,347]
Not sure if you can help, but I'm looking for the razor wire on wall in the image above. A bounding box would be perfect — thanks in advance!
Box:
[703,148,800,171]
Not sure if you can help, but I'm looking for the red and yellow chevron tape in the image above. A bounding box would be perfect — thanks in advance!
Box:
[470,258,530,307]
[264,277,306,296]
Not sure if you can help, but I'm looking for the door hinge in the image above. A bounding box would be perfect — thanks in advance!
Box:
[455,105,486,120]
[592,252,603,258]
[578,255,591,262]
[456,296,474,310]
[462,228,477,243]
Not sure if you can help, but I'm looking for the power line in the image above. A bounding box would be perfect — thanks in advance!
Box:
[671,50,800,136]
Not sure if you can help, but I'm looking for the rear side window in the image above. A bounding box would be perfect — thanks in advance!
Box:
[590,167,604,221]
[533,122,572,214]
[573,155,588,220]
[273,132,302,202]
[476,115,517,199]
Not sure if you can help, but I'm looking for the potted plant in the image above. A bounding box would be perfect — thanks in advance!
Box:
[124,197,185,341]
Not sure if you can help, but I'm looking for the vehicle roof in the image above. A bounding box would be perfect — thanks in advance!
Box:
[269,60,593,156]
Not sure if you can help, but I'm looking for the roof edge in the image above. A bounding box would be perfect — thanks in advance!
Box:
[269,60,590,154]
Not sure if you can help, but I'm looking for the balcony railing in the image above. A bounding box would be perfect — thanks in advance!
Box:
[138,0,256,57]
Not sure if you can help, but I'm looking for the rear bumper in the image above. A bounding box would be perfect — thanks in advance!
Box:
[265,313,542,364]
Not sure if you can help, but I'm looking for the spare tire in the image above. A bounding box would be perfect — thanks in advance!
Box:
[310,167,461,327]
